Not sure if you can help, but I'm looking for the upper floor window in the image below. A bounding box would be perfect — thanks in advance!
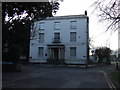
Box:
[54,32,60,40]
[39,22,45,30]
[70,32,76,42]
[39,33,44,43]
[70,21,77,29]
[54,22,60,30]
[53,32,61,43]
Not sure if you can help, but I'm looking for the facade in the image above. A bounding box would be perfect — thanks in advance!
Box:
[29,14,89,64]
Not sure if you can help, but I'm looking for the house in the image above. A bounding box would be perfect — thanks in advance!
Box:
[29,14,89,65]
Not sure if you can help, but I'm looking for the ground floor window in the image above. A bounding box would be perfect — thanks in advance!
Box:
[70,47,76,56]
[38,47,44,56]
[39,33,44,43]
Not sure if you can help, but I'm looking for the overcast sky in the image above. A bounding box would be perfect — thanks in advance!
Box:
[54,0,118,50]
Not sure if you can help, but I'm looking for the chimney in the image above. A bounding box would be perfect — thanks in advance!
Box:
[85,10,87,16]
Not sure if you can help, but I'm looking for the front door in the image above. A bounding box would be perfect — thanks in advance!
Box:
[54,48,59,60]
[47,47,65,64]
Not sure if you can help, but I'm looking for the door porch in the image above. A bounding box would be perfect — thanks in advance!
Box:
[47,44,65,64]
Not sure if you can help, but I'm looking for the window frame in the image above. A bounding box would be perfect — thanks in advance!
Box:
[70,47,76,57]
[54,22,60,30]
[70,32,76,42]
[39,33,44,43]
[54,32,61,42]
[70,21,77,29]
[39,22,45,30]
[38,47,44,57]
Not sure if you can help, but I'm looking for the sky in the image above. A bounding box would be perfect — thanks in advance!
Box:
[53,0,118,51]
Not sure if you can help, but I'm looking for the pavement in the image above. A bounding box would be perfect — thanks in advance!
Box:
[2,63,120,89]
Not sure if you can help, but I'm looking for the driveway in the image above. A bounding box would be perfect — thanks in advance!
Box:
[2,64,117,88]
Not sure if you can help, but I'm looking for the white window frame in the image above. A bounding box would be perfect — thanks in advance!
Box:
[70,21,77,29]
[54,32,60,42]
[70,47,76,57]
[39,22,45,30]
[39,33,44,43]
[38,47,44,57]
[54,22,60,30]
[70,32,76,42]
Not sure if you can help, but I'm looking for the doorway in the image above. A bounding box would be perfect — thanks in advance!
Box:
[47,44,65,64]
[53,48,59,60]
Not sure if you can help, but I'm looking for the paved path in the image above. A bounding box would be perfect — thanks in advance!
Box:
[2,64,118,88]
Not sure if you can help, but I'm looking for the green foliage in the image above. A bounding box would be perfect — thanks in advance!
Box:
[2,2,60,20]
[95,47,111,64]
[2,2,61,62]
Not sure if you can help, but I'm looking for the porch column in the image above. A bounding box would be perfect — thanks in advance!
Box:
[49,48,52,59]
[59,48,61,59]
[61,48,64,59]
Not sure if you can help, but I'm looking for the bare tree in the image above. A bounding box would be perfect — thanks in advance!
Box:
[92,0,120,31]
[89,37,95,49]
[30,21,43,40]
[30,0,64,40]
[30,21,38,40]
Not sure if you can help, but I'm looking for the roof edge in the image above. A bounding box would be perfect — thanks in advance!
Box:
[45,14,88,20]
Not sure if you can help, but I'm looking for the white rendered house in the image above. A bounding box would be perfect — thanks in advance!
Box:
[29,14,89,64]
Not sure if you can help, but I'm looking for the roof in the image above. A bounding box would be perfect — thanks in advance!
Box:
[33,14,89,22]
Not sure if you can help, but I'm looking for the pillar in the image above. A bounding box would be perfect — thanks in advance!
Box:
[59,48,61,59]
[49,48,51,59]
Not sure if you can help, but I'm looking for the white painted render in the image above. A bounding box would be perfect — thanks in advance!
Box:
[29,15,89,64]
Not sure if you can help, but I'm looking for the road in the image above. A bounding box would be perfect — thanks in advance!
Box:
[2,63,117,88]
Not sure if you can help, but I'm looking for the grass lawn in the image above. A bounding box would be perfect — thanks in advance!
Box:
[111,71,120,85]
